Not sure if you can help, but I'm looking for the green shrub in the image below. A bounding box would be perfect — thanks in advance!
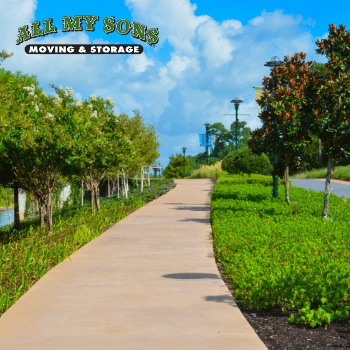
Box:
[211,171,350,329]
[222,148,271,176]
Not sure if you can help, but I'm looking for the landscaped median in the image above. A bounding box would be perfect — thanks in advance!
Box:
[0,179,176,317]
[210,171,350,329]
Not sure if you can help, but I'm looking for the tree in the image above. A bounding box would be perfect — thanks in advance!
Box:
[113,110,160,196]
[249,23,350,218]
[0,50,13,65]
[61,90,134,214]
[206,122,230,159]
[205,121,252,160]
[0,78,81,233]
[228,120,252,150]
[139,121,160,191]
[163,153,191,179]
[0,68,46,230]
[306,24,350,219]
[248,52,315,204]
[308,62,331,168]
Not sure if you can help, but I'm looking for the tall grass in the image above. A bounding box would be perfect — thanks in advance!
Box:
[186,160,350,182]
[290,164,350,181]
[186,161,223,179]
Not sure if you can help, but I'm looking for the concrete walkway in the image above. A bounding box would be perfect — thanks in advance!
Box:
[0,179,267,350]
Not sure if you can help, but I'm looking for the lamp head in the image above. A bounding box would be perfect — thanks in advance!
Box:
[264,56,283,68]
[230,97,243,105]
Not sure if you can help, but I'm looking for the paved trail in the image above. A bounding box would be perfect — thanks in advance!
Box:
[0,179,267,350]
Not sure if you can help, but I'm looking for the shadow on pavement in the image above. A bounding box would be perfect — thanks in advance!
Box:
[162,272,221,279]
[204,295,238,307]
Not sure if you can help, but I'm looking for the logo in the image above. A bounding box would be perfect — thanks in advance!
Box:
[17,16,159,55]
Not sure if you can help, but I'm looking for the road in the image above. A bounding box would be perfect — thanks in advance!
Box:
[291,178,350,199]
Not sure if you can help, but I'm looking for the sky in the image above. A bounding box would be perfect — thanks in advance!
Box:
[0,0,347,169]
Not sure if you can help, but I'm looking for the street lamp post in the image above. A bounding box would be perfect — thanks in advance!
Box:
[182,147,186,178]
[264,56,284,199]
[230,97,243,150]
[204,122,210,165]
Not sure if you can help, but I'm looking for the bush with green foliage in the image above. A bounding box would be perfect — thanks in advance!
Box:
[163,153,192,179]
[211,172,350,329]
[222,148,271,176]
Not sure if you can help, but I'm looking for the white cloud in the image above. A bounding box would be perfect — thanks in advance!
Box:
[249,16,264,26]
[127,53,155,74]
[0,0,328,169]
[165,54,200,79]
[193,18,236,68]
[221,19,243,31]
[0,0,38,51]
[125,0,210,55]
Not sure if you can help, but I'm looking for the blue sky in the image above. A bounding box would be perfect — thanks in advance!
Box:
[1,0,347,168]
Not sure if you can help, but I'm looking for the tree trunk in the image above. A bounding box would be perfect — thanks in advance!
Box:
[117,173,120,199]
[46,193,53,234]
[39,198,45,230]
[108,179,110,198]
[14,183,20,229]
[127,174,130,197]
[283,162,291,205]
[125,172,129,200]
[323,156,334,219]
[81,179,84,206]
[122,170,129,200]
[90,189,95,215]
[141,166,144,192]
[121,171,124,198]
[318,138,322,166]
[95,183,100,212]
[148,166,150,186]
[122,170,126,199]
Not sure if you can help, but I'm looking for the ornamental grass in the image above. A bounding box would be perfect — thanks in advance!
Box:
[186,161,223,179]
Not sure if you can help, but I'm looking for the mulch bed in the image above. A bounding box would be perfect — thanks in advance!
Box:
[215,261,350,350]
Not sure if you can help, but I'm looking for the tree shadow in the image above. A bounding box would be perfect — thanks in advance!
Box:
[204,294,238,307]
[178,218,209,224]
[162,272,221,279]
[171,206,210,212]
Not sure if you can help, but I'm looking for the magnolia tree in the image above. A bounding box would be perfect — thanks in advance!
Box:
[249,23,350,218]
[305,24,350,219]
[248,52,314,204]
